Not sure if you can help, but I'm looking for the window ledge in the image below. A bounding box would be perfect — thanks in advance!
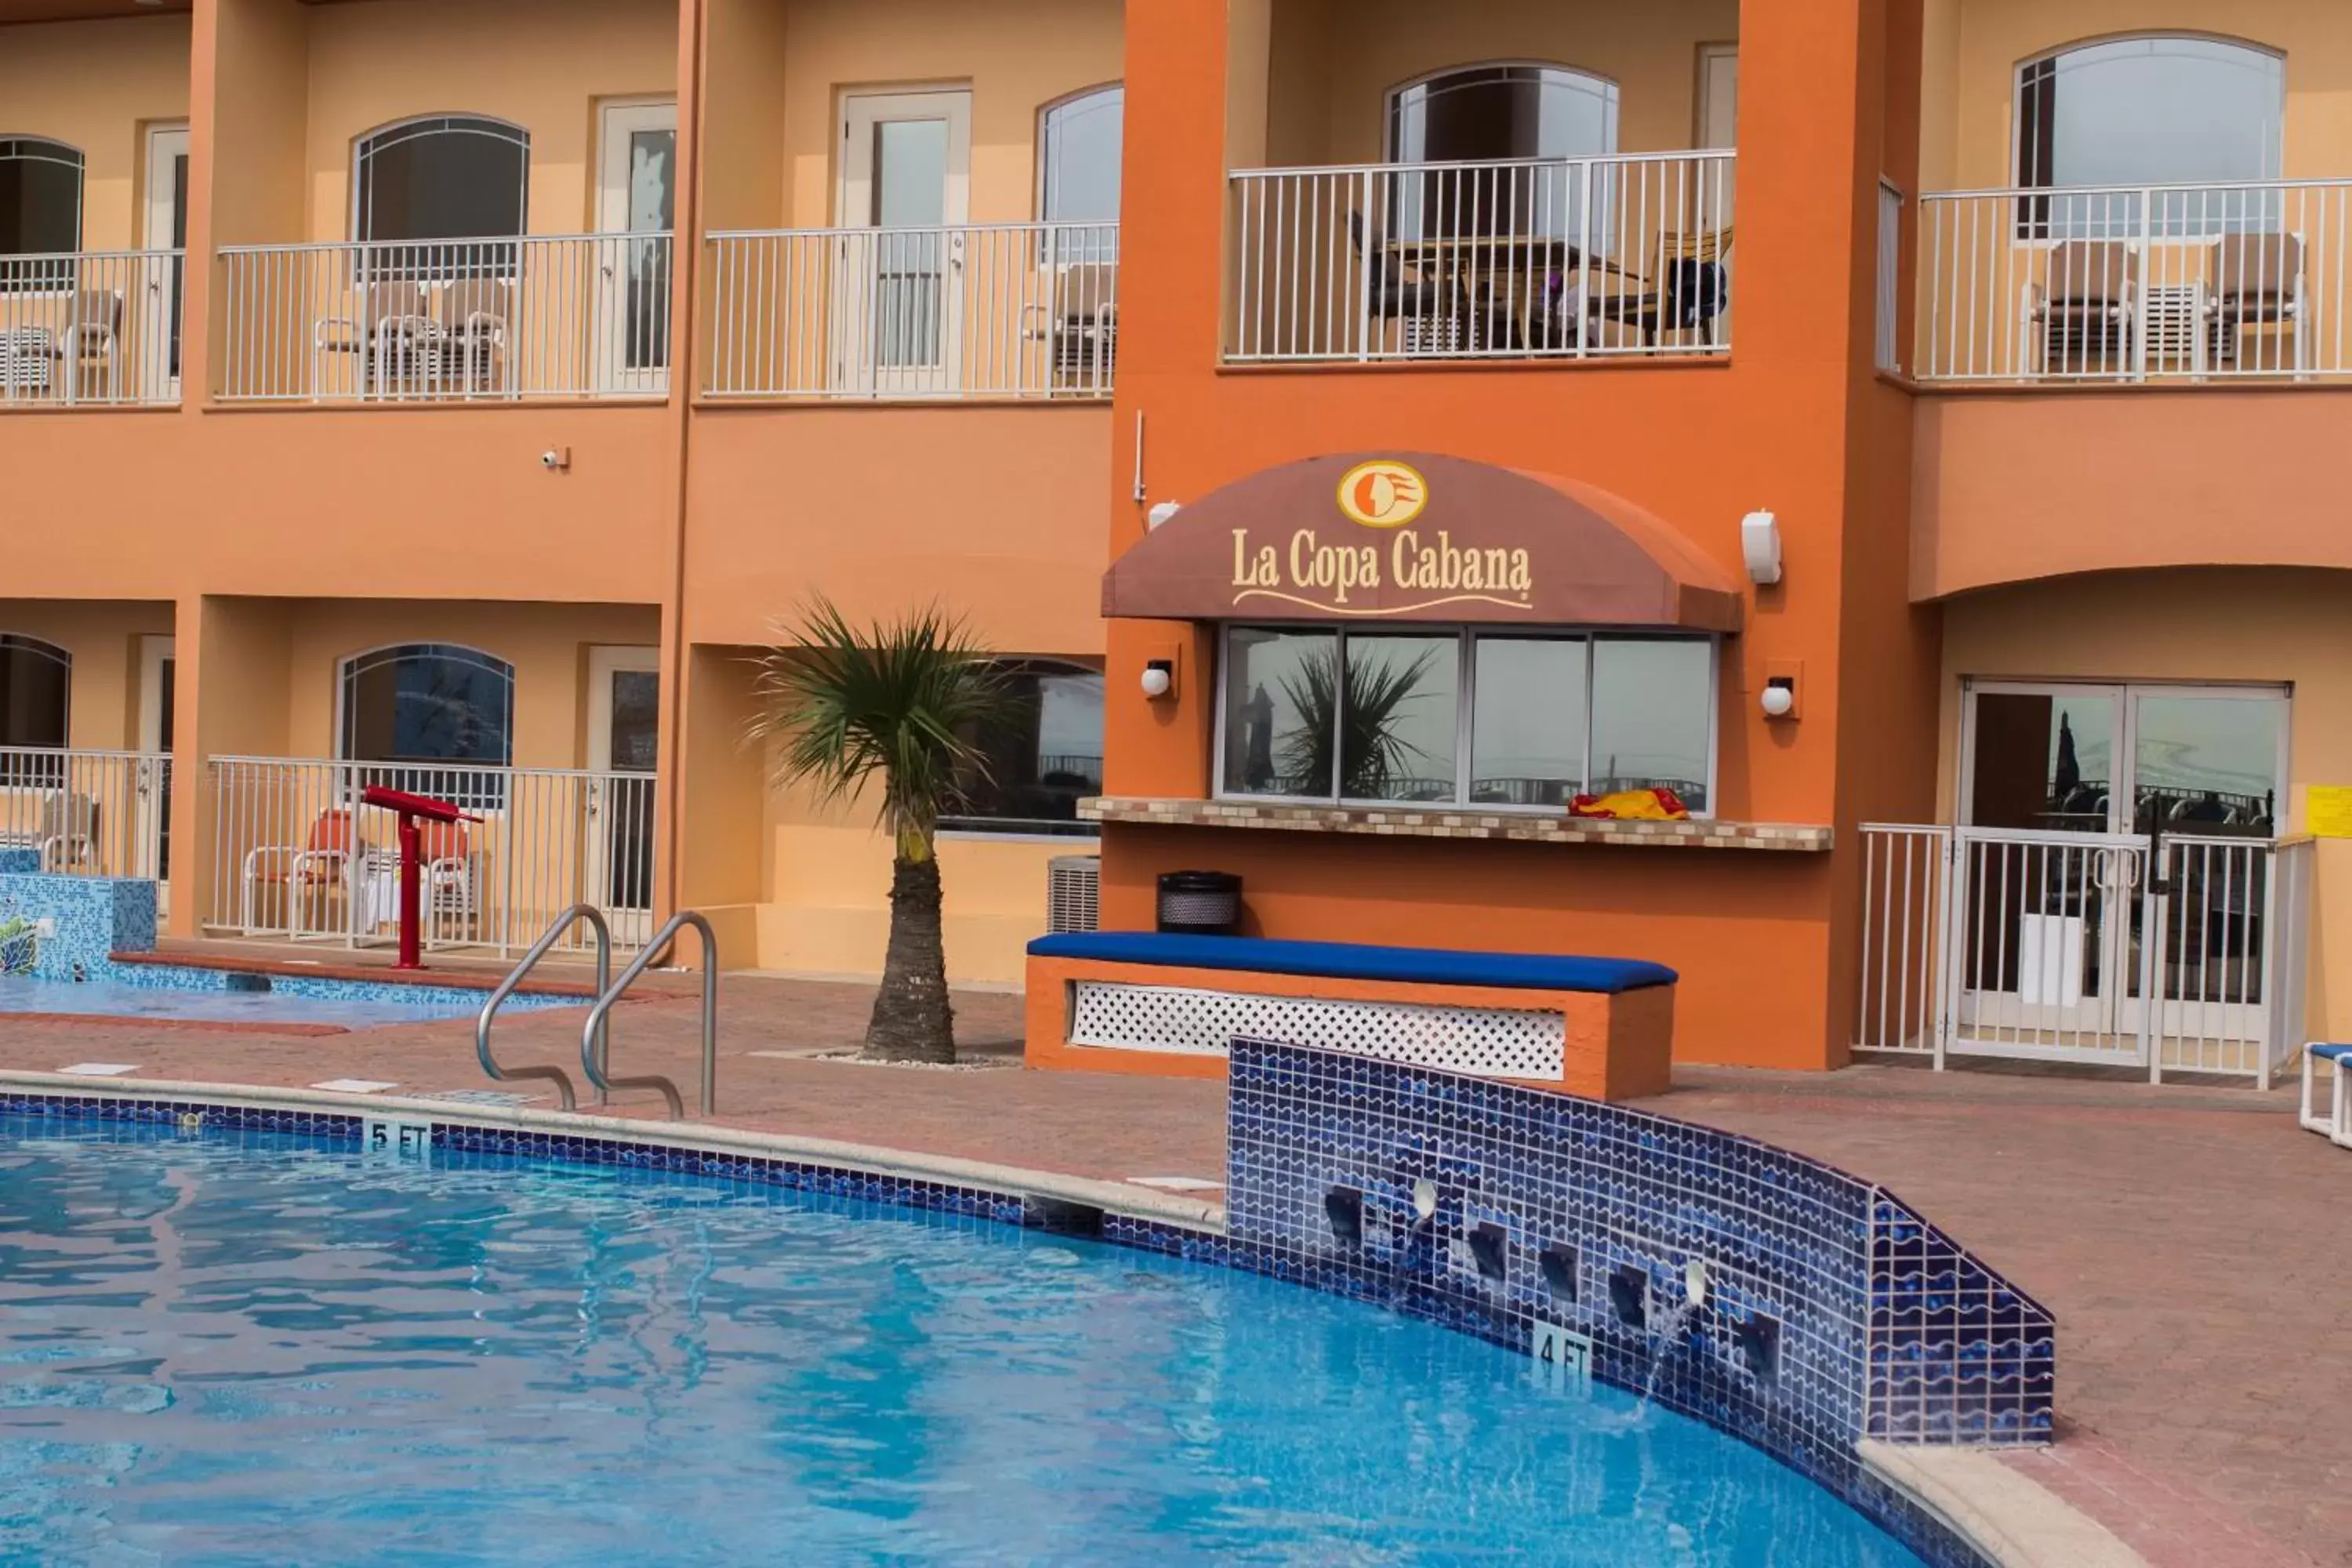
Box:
[1081,797,1832,851]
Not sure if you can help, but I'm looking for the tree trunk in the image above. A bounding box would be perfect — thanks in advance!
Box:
[863,850,956,1062]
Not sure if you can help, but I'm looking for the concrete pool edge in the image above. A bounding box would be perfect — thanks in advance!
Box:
[0,1069,2135,1568]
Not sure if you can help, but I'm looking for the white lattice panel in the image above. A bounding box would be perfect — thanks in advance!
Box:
[1068,982,1566,1080]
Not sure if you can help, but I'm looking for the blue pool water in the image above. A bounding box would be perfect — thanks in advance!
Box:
[0,976,573,1029]
[0,1120,1926,1566]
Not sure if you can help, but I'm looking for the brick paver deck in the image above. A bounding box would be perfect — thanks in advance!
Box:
[0,970,2342,1565]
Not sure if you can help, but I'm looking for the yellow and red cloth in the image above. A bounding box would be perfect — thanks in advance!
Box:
[1567,787,1691,821]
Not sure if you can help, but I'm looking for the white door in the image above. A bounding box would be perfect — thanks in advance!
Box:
[1696,45,1736,342]
[136,634,176,908]
[141,125,190,403]
[595,102,677,395]
[1951,680,2288,1073]
[586,647,660,943]
[834,89,971,394]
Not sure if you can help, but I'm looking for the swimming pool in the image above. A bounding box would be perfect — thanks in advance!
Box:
[0,972,582,1029]
[0,1118,1925,1565]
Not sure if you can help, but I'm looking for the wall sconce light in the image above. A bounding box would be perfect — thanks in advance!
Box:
[1147,499,1182,530]
[1761,678,1795,719]
[540,446,572,473]
[1740,510,1782,586]
[1140,659,1175,700]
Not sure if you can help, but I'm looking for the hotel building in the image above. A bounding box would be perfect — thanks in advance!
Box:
[3,0,2344,1079]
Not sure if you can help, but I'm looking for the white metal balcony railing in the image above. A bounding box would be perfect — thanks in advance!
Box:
[702,221,1118,400]
[1225,151,1734,365]
[206,757,657,955]
[1915,179,2352,383]
[0,249,186,408]
[0,747,172,879]
[1852,823,2313,1086]
[216,233,674,402]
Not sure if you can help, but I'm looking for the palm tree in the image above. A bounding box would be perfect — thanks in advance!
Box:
[748,599,1011,1063]
[1279,642,1439,798]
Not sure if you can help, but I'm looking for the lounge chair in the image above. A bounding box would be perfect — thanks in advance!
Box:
[419,816,481,946]
[1348,209,1463,355]
[312,280,432,398]
[1588,227,1733,348]
[1030,260,1117,394]
[37,791,95,872]
[2302,1043,2351,1149]
[2023,240,2135,376]
[431,276,510,396]
[2202,232,2303,376]
[241,807,363,937]
[54,289,124,401]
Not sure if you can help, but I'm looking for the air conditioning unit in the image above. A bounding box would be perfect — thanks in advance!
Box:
[1047,855,1101,934]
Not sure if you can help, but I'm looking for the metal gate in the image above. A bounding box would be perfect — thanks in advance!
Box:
[1854,824,2312,1085]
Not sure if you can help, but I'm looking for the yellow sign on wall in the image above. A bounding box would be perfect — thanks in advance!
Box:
[2307,786,2352,838]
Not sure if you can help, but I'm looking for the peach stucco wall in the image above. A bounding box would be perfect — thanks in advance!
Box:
[0,600,175,751]
[0,15,191,251]
[1936,566,2352,1039]
[1258,0,1740,168]
[1911,390,2352,599]
[300,0,678,243]
[1918,0,2352,191]
[684,405,1112,653]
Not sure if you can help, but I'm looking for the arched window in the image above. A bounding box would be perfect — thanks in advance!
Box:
[942,660,1104,835]
[339,644,514,771]
[1039,85,1123,225]
[0,138,83,289]
[0,633,71,751]
[1388,64,1618,165]
[2016,37,2283,236]
[354,115,528,274]
[1385,64,1618,241]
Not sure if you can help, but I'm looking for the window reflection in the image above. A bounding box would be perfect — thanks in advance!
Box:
[2132,695,2281,837]
[1339,633,1456,802]
[1590,639,1712,812]
[944,661,1104,835]
[1223,628,1337,796]
[1472,637,1584,806]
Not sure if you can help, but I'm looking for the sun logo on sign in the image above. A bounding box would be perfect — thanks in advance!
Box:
[1335,459,1428,529]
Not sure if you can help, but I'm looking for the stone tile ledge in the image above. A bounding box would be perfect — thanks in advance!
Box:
[1083,796,1833,851]
[1860,1440,2147,1568]
[0,1071,1225,1232]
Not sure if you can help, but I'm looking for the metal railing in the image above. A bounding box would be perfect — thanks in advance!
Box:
[0,747,172,878]
[475,902,609,1112]
[205,756,658,955]
[1915,179,2352,383]
[580,908,717,1119]
[0,249,186,407]
[1853,823,2310,1085]
[217,232,674,402]
[1876,179,1904,373]
[703,221,1118,400]
[1225,151,1734,364]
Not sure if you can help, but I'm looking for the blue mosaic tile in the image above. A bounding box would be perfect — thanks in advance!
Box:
[0,872,156,982]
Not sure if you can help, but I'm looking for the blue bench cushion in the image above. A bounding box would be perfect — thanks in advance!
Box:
[1027,932,1675,995]
[2311,1043,2352,1064]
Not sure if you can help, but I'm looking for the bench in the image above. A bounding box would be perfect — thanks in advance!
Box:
[2303,1043,2352,1149]
[1024,931,1676,1101]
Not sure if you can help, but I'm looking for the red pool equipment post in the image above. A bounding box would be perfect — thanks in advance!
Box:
[358,786,481,970]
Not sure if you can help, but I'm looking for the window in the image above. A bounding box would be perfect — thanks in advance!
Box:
[339,643,514,781]
[1219,627,1714,812]
[1386,64,1618,241]
[0,137,82,289]
[353,115,528,274]
[0,633,70,753]
[2015,37,2283,238]
[941,660,1104,836]
[1039,85,1123,225]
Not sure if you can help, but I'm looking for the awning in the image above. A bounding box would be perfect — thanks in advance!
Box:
[1103,452,1743,632]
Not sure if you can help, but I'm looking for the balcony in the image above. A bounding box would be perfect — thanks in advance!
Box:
[216,233,673,404]
[700,221,1118,401]
[1225,151,1733,366]
[0,249,187,408]
[1912,179,2350,385]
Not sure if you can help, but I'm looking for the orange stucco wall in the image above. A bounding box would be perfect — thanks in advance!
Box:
[1094,0,1932,1070]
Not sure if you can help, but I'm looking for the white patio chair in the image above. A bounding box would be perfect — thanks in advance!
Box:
[2300,1043,2351,1149]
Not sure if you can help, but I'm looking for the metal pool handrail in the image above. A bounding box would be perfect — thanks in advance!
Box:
[580,909,717,1120]
[475,903,612,1112]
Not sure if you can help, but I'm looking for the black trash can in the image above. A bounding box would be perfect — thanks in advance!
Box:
[1156,870,1243,935]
